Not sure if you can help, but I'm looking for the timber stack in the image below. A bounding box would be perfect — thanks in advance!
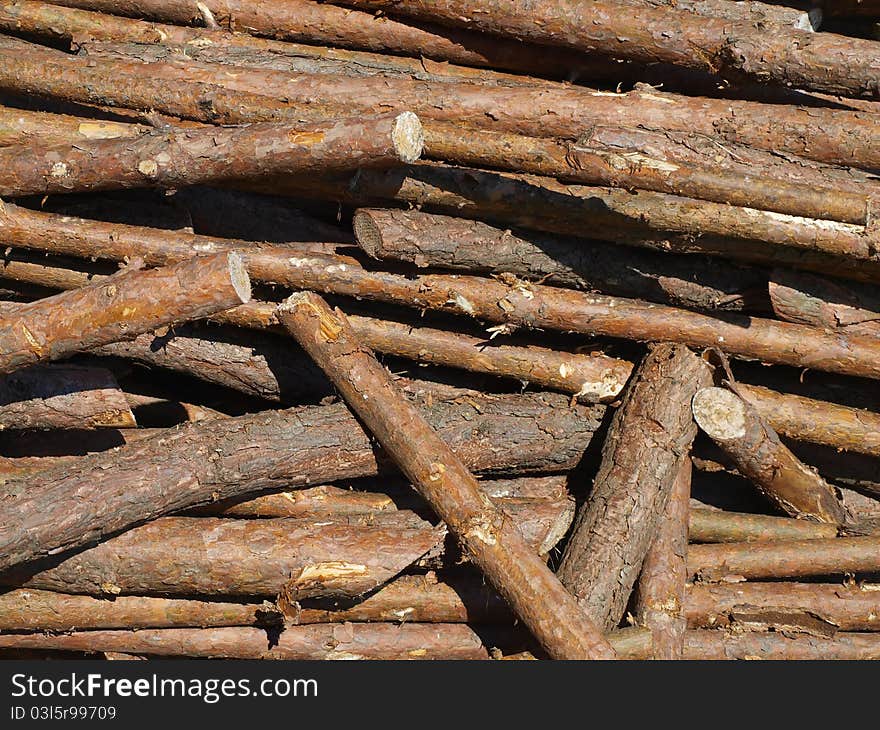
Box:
[0,0,878,661]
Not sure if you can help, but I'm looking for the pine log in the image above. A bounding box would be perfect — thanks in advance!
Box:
[689,536,880,580]
[689,507,839,543]
[0,251,250,375]
[0,389,604,572]
[685,581,880,632]
[422,121,871,225]
[615,0,821,29]
[1,514,445,599]
[277,292,615,660]
[0,364,135,430]
[682,629,880,660]
[558,344,711,632]
[353,208,771,313]
[769,268,880,339]
[0,624,490,660]
[326,0,880,98]
[693,387,846,523]
[0,590,280,631]
[737,383,880,459]
[0,113,423,197]
[0,104,145,146]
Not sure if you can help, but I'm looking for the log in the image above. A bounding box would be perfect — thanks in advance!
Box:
[692,387,846,523]
[0,624,490,660]
[327,0,880,98]
[558,344,711,632]
[0,388,604,572]
[688,536,880,580]
[737,383,880,459]
[689,507,839,543]
[682,630,880,660]
[0,113,423,197]
[0,251,251,374]
[0,104,146,146]
[615,0,821,29]
[2,514,446,599]
[685,582,880,633]
[422,121,871,225]
[277,292,616,659]
[0,589,280,631]
[633,461,691,659]
[0,364,135,430]
[353,208,771,313]
[769,268,880,339]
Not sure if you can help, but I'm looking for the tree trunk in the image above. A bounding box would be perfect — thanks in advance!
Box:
[0,251,250,374]
[689,536,880,580]
[0,364,135,429]
[0,103,146,146]
[682,629,880,660]
[692,387,847,524]
[557,344,711,632]
[689,507,839,543]
[615,0,821,29]
[0,388,604,572]
[353,208,771,313]
[633,461,691,659]
[277,291,615,660]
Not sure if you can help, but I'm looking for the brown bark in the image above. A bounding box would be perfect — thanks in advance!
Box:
[693,387,846,523]
[269,166,880,285]
[0,364,135,430]
[0,251,250,375]
[615,0,821,29]
[0,104,145,147]
[689,536,880,580]
[277,292,615,660]
[328,0,880,98]
[558,344,711,632]
[2,514,446,599]
[0,624,489,659]
[769,267,880,339]
[683,630,880,660]
[689,507,839,543]
[0,388,604,572]
[0,589,280,631]
[422,121,871,226]
[634,461,691,659]
[0,112,423,197]
[353,208,771,313]
[737,383,880,459]
[685,582,880,633]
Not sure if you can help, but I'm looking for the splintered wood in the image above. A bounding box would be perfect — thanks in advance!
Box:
[0,0,878,661]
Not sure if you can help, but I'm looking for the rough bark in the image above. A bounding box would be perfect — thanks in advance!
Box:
[689,507,839,543]
[277,292,615,659]
[769,268,880,339]
[0,251,250,374]
[0,113,423,197]
[0,589,280,631]
[682,629,880,660]
[268,166,880,285]
[353,208,771,313]
[557,344,711,632]
[737,382,880,459]
[0,388,604,572]
[2,514,446,599]
[422,121,871,225]
[692,387,847,523]
[0,103,146,147]
[633,461,691,659]
[0,624,489,659]
[688,536,880,580]
[615,0,821,29]
[0,364,135,430]
[327,0,880,98]
[685,581,880,633]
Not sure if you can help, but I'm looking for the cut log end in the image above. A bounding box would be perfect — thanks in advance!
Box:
[351,210,383,258]
[226,251,252,304]
[692,387,746,441]
[391,112,424,164]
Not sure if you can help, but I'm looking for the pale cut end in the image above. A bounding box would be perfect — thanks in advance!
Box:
[391,112,424,164]
[802,8,822,31]
[692,387,747,442]
[226,251,252,304]
[352,210,383,258]
[277,290,316,315]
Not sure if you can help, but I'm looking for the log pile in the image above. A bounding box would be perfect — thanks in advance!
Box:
[0,0,878,661]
